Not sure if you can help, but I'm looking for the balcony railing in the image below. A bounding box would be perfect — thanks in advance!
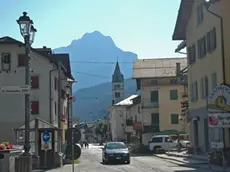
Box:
[125,126,133,133]
[179,67,188,85]
[126,119,133,126]
[141,98,159,108]
[143,124,159,133]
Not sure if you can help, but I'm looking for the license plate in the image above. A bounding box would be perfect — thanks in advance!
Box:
[116,157,121,159]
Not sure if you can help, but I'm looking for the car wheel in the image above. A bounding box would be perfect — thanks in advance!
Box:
[102,159,105,164]
[126,160,130,164]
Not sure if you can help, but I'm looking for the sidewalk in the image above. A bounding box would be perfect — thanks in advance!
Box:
[154,151,230,172]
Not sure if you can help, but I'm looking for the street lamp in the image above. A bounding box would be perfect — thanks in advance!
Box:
[17,11,37,171]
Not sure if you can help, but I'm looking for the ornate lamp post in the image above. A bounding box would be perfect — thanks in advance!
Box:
[17,12,37,172]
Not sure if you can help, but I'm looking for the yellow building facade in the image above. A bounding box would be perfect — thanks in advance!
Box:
[173,0,230,152]
[132,58,188,134]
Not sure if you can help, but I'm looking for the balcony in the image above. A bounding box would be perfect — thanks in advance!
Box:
[125,126,133,133]
[180,92,188,98]
[126,119,133,126]
[179,67,188,85]
[143,124,159,133]
[141,98,159,108]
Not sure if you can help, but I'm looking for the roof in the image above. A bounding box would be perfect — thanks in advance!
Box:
[132,58,187,79]
[54,53,75,80]
[112,61,124,83]
[0,36,75,80]
[172,0,194,40]
[115,94,140,106]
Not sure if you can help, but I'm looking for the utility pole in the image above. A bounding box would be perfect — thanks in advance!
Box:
[58,62,62,153]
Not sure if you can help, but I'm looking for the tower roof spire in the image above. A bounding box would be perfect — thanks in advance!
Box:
[112,61,124,83]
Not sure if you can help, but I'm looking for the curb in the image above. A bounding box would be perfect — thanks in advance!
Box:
[154,155,225,172]
[165,152,207,161]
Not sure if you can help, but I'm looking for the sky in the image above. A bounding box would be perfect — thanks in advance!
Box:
[0,0,183,58]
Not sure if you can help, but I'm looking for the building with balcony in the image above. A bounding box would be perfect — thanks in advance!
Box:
[132,58,187,139]
[108,94,141,142]
[0,36,75,143]
[172,0,230,152]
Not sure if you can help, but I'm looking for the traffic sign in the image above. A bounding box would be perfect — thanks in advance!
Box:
[42,131,51,143]
[0,85,30,94]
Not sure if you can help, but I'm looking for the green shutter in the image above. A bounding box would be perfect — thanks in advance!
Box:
[170,90,178,100]
[150,91,158,102]
[151,113,159,125]
[171,114,179,124]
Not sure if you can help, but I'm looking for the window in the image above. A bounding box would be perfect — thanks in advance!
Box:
[207,27,217,52]
[54,77,57,90]
[115,92,120,98]
[150,90,158,102]
[151,137,163,143]
[204,76,209,98]
[54,101,57,115]
[114,84,121,89]
[194,81,198,101]
[170,79,178,84]
[211,72,217,90]
[197,36,206,58]
[151,113,159,125]
[31,101,39,114]
[134,115,137,122]
[151,80,158,85]
[197,4,204,25]
[112,100,115,104]
[18,54,25,67]
[200,77,205,99]
[170,90,178,100]
[171,114,179,124]
[138,105,140,113]
[1,53,11,71]
[31,76,39,89]
[188,44,196,64]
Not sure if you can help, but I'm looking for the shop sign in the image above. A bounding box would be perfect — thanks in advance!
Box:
[208,84,230,127]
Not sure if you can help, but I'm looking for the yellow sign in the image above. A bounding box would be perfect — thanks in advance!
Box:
[207,84,230,111]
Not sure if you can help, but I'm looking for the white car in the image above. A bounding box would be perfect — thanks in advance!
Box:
[148,135,176,152]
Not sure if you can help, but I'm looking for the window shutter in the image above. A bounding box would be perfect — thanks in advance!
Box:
[200,78,203,99]
[190,83,194,102]
[211,72,217,90]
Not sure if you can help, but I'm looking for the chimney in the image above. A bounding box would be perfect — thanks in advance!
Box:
[176,62,180,76]
[43,46,47,49]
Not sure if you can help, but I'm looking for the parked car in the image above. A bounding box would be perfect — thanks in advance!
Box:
[102,142,130,164]
[148,135,176,152]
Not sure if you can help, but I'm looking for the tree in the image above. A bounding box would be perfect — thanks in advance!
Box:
[95,120,108,142]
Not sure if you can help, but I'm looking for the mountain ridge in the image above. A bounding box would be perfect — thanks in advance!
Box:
[53,31,137,90]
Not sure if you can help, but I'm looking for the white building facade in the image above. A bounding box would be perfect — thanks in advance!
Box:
[109,95,141,142]
[0,36,75,142]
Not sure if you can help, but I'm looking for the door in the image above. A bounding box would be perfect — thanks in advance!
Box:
[204,118,209,152]
[193,120,199,147]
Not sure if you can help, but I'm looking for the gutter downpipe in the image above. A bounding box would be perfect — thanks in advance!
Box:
[49,66,58,123]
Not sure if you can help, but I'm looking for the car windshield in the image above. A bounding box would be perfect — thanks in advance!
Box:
[106,142,126,150]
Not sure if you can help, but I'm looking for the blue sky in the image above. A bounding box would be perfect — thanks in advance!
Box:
[0,0,183,58]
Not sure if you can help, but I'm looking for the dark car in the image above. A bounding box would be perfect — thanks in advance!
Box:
[102,142,130,164]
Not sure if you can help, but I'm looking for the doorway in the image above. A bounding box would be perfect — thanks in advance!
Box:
[193,120,199,147]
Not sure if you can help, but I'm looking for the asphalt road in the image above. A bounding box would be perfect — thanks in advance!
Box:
[48,144,213,172]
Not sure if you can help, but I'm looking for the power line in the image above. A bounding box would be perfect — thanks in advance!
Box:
[70,61,133,64]
[72,71,111,78]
